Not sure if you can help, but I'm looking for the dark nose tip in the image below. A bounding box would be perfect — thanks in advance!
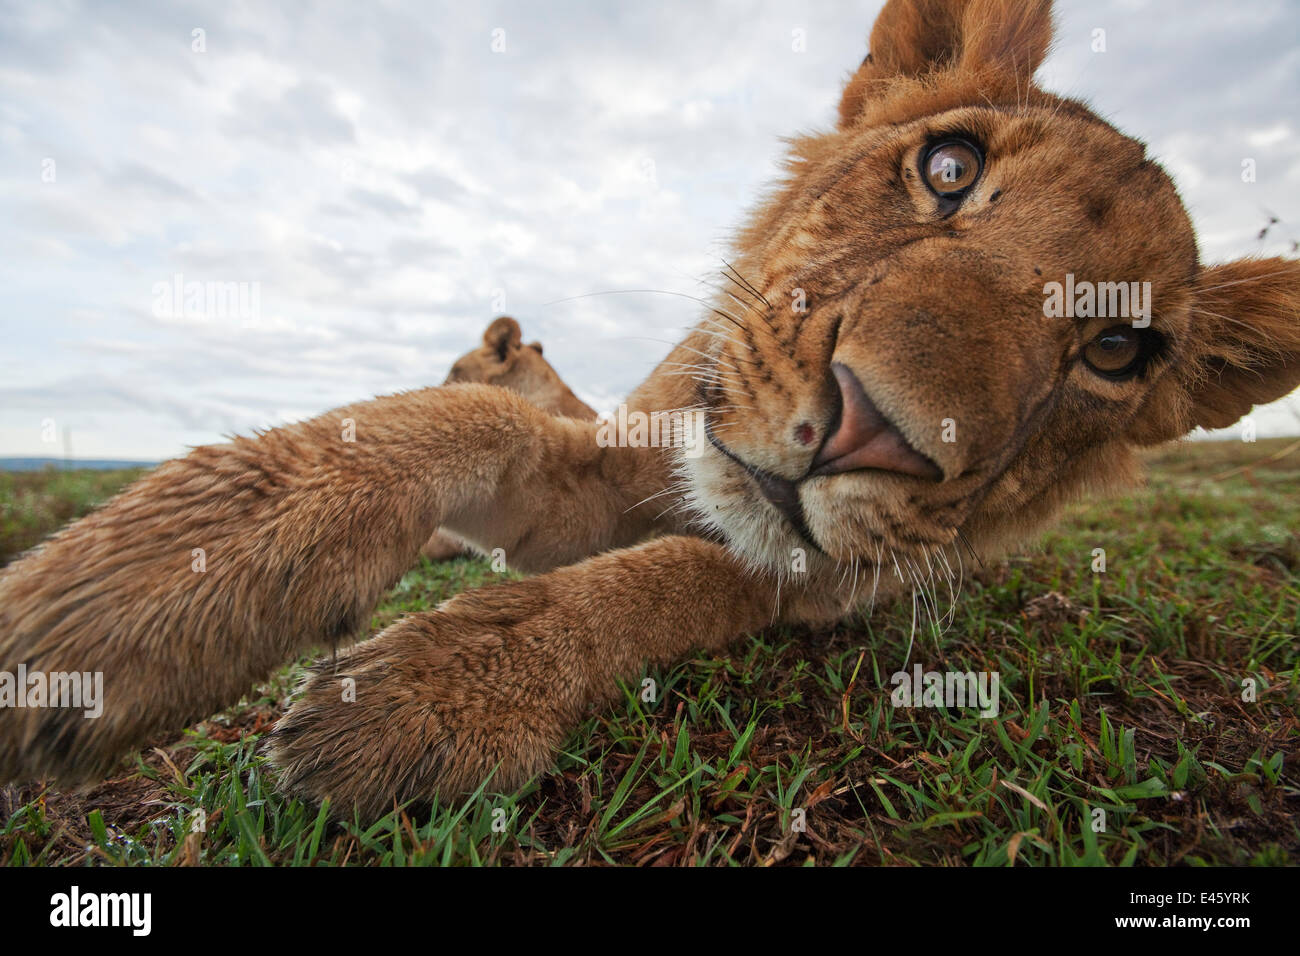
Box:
[810,362,942,481]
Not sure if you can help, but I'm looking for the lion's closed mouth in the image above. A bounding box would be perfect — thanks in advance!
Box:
[703,414,822,551]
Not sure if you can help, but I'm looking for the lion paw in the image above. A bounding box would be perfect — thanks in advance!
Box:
[268,610,570,819]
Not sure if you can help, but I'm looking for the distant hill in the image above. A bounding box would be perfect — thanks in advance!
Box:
[0,458,158,472]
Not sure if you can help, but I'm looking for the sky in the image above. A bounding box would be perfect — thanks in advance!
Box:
[1,0,1297,461]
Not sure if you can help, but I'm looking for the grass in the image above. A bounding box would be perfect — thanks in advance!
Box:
[0,468,148,568]
[1,438,1297,866]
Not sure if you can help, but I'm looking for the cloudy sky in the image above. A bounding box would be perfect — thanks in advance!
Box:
[1,0,1297,461]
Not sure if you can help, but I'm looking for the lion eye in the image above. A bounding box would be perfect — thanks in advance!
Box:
[1083,325,1144,378]
[922,140,982,197]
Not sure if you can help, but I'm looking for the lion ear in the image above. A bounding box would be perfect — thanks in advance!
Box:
[483,316,522,361]
[1129,258,1300,444]
[838,0,1053,128]
[957,0,1053,76]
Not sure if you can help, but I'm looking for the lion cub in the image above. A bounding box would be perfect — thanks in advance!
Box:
[444,316,595,420]
[2,0,1297,818]
[421,316,597,560]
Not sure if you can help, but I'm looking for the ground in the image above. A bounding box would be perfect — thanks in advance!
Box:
[1,436,1296,866]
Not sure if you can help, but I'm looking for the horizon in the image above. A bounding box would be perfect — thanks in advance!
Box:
[2,0,1298,458]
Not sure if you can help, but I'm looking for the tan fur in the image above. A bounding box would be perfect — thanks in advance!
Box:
[2,0,1298,819]
[421,316,598,561]
[445,315,596,420]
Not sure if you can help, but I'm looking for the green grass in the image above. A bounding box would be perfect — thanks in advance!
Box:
[0,468,148,567]
[1,438,1297,866]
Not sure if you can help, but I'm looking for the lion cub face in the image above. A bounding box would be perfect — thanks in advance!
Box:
[681,0,1300,585]
[446,316,596,420]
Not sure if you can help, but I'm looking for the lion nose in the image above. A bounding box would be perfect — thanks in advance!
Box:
[810,362,943,481]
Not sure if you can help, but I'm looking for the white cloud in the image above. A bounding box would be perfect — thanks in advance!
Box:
[0,0,1297,462]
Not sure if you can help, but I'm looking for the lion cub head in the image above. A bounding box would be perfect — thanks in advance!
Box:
[677,0,1300,590]
[445,316,596,420]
